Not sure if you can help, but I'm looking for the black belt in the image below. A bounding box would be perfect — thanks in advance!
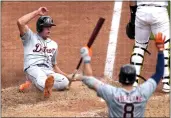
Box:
[24,66,30,72]
[139,4,165,7]
[36,63,49,68]
[24,64,49,72]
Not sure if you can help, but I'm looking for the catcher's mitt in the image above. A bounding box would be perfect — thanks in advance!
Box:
[126,5,137,40]
[126,22,135,39]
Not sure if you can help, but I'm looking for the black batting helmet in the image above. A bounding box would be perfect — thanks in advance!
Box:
[36,16,56,32]
[119,64,136,85]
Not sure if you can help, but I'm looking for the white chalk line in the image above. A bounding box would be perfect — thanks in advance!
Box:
[104,1,123,79]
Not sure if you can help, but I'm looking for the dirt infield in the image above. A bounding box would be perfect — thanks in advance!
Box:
[1,1,170,117]
[2,80,169,117]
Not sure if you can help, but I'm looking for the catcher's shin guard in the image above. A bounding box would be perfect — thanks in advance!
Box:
[162,38,170,92]
[130,41,151,85]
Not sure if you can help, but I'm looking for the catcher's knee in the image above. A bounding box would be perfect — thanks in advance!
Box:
[130,41,149,66]
[130,42,150,81]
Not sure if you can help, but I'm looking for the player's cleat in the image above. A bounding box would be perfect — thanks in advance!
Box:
[44,75,54,98]
[19,81,31,92]
[162,83,170,93]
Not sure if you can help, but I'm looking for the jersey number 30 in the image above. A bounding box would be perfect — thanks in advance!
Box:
[123,103,134,118]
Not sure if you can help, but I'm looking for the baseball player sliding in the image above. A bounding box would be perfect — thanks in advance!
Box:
[76,32,164,117]
[127,1,170,92]
[17,7,72,98]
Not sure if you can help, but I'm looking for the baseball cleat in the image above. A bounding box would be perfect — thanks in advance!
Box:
[162,83,170,93]
[44,75,54,98]
[19,81,31,92]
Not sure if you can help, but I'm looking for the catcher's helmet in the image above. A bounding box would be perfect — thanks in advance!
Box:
[36,16,56,32]
[119,64,136,85]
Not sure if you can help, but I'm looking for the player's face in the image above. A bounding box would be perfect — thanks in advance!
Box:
[41,26,52,39]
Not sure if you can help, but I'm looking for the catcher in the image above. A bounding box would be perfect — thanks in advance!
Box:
[77,32,164,117]
[126,1,170,92]
[17,7,73,98]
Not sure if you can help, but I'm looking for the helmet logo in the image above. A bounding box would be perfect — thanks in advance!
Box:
[37,16,56,32]
[46,18,51,24]
[126,78,129,83]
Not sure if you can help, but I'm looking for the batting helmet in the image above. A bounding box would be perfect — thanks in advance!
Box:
[36,16,56,32]
[119,64,136,85]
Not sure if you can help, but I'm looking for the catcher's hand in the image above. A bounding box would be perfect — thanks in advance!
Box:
[155,32,165,51]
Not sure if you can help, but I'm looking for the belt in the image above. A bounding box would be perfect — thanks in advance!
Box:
[36,63,49,68]
[139,4,165,7]
[24,66,30,72]
[24,64,49,72]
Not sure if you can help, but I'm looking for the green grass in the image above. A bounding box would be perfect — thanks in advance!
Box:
[168,1,170,17]
[150,2,170,40]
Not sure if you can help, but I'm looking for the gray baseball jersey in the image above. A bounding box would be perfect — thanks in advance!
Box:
[97,78,157,117]
[20,28,58,71]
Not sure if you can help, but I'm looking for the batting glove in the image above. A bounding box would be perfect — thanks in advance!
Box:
[155,32,165,51]
[80,46,92,63]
